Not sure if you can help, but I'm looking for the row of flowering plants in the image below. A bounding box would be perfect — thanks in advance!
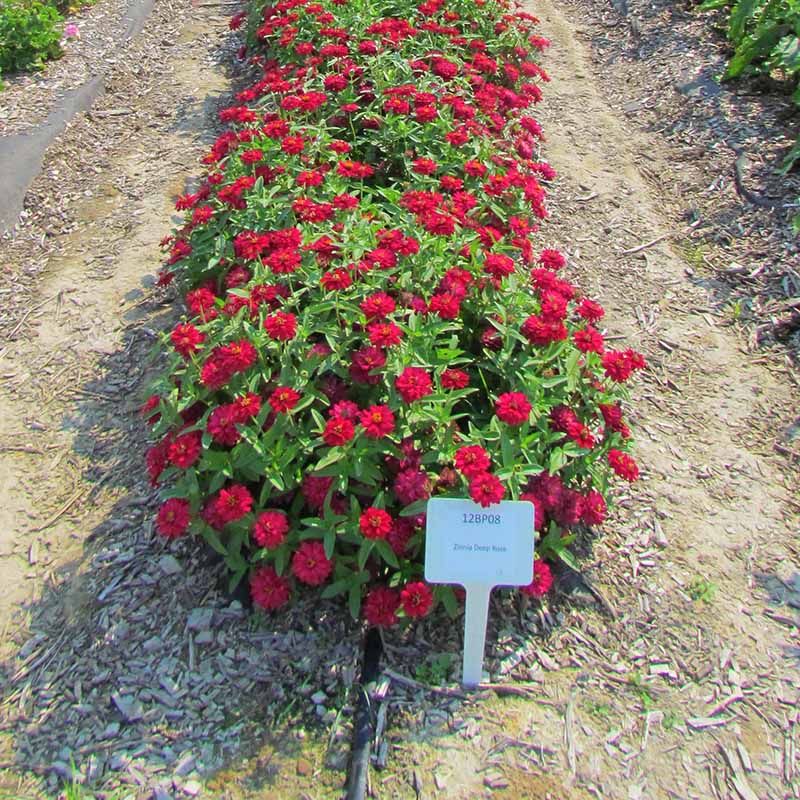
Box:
[144,0,645,626]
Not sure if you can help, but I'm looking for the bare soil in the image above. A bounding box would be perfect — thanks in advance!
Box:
[0,0,797,798]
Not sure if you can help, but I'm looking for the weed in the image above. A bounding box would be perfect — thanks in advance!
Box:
[627,672,655,711]
[415,653,452,685]
[688,576,717,603]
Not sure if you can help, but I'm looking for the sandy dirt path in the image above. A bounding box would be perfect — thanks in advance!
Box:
[0,0,797,798]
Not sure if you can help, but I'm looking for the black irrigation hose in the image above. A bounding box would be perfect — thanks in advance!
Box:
[345,628,383,800]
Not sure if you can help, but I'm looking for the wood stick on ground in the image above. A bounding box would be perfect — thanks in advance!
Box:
[618,232,671,256]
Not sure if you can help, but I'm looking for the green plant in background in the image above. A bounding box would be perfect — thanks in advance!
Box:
[0,0,63,84]
[699,0,800,227]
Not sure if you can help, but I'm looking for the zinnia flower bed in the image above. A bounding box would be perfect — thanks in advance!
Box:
[144,0,645,625]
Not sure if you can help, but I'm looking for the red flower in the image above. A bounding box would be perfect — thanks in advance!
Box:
[483,253,515,279]
[156,498,191,539]
[412,157,437,175]
[454,445,491,478]
[359,507,393,540]
[253,510,289,548]
[577,298,604,322]
[396,367,433,403]
[367,321,402,347]
[400,581,434,617]
[171,323,205,358]
[321,268,352,291]
[360,292,396,321]
[269,387,301,413]
[581,490,607,526]
[208,404,242,446]
[323,417,356,446]
[337,160,374,178]
[167,431,202,469]
[292,540,333,585]
[393,468,430,505]
[281,135,305,154]
[608,449,639,481]
[360,405,395,438]
[363,586,400,626]
[573,327,604,354]
[441,369,469,389]
[520,559,553,598]
[469,472,505,507]
[603,350,646,382]
[350,346,386,384]
[495,392,532,426]
[539,249,566,270]
[214,484,253,523]
[264,311,297,341]
[250,565,291,611]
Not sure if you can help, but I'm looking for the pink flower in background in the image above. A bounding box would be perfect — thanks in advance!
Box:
[64,23,79,39]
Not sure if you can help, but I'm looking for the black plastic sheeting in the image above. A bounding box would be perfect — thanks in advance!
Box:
[0,0,156,234]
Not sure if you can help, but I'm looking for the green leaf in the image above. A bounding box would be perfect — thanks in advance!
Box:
[399,498,429,516]
[557,548,580,572]
[228,564,248,593]
[321,578,350,599]
[348,583,363,619]
[374,539,400,569]
[200,525,227,556]
[548,448,568,474]
[357,538,374,570]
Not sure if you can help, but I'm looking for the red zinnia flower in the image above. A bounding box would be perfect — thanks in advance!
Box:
[208,404,242,446]
[581,490,607,526]
[539,249,566,270]
[454,445,491,478]
[520,559,553,598]
[393,468,430,505]
[363,586,400,627]
[264,311,298,341]
[360,292,396,321]
[323,417,356,446]
[573,327,604,354]
[214,484,253,523]
[441,369,469,389]
[281,135,305,154]
[469,472,505,507]
[608,449,639,482]
[359,507,393,540]
[577,298,604,323]
[360,405,395,438]
[269,386,301,413]
[292,540,333,585]
[167,431,202,469]
[495,392,532,426]
[400,581,434,617]
[156,498,191,539]
[171,323,205,358]
[367,321,402,347]
[252,510,289,549]
[396,367,433,403]
[250,565,291,611]
[321,268,352,291]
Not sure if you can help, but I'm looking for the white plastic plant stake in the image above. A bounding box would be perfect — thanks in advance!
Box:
[424,498,534,687]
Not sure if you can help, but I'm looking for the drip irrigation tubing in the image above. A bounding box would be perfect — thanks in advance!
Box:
[345,627,383,800]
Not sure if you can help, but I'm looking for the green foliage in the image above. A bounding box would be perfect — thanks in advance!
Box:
[700,0,800,182]
[0,0,63,81]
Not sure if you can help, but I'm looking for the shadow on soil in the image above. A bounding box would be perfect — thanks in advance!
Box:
[753,570,800,664]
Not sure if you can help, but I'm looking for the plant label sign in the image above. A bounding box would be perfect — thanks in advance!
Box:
[424,497,534,686]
